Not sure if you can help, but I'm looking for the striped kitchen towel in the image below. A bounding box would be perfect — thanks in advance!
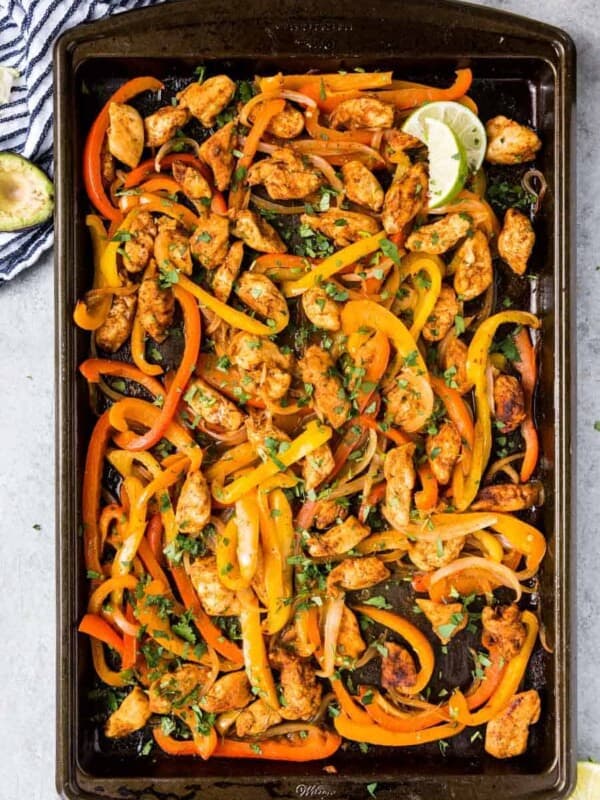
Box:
[0,0,167,284]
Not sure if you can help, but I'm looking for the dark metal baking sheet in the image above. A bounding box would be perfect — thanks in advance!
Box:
[54,1,576,797]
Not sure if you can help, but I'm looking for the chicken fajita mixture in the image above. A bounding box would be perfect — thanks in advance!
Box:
[75,66,548,763]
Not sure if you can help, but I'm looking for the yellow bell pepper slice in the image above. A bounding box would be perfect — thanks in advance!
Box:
[237,588,280,710]
[398,252,444,339]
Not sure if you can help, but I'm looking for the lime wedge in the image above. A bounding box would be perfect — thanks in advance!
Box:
[402,100,487,172]
[424,117,468,209]
[568,761,600,800]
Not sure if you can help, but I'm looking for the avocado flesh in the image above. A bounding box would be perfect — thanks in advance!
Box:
[0,152,54,232]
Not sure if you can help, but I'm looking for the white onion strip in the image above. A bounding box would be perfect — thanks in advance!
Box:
[429,555,522,600]
[154,137,203,172]
[315,594,346,678]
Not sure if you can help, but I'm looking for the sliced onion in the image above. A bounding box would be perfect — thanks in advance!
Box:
[192,415,248,445]
[239,136,278,156]
[485,453,525,484]
[250,193,306,215]
[110,606,140,637]
[309,692,336,723]
[398,513,499,542]
[155,137,203,172]
[522,168,547,214]
[335,428,378,486]
[429,555,522,600]
[303,153,345,195]
[291,138,386,168]
[215,709,242,735]
[253,722,321,740]
[315,593,346,678]
[281,89,318,109]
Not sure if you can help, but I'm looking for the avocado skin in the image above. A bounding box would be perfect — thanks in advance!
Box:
[0,151,54,232]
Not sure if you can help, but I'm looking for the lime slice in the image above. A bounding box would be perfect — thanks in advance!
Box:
[424,117,468,209]
[403,100,487,172]
[568,761,600,800]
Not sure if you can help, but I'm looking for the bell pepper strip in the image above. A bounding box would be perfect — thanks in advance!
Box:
[282,232,386,297]
[415,463,439,512]
[252,253,314,282]
[429,189,500,238]
[460,311,540,510]
[73,215,111,330]
[169,564,244,665]
[80,358,164,400]
[260,71,393,94]
[124,192,198,230]
[178,273,283,335]
[352,605,435,695]
[513,327,539,481]
[468,529,503,562]
[360,687,449,732]
[211,420,332,505]
[88,574,139,613]
[295,499,318,530]
[358,415,412,446]
[137,176,182,196]
[258,486,294,634]
[356,530,410,556]
[145,512,164,563]
[235,489,260,584]
[341,299,429,379]
[304,105,376,145]
[398,252,444,339]
[237,587,280,710]
[430,376,474,474]
[449,610,538,726]
[428,568,494,603]
[119,285,201,452]
[205,441,258,483]
[136,579,211,663]
[488,514,546,580]
[216,517,252,591]
[82,410,113,575]
[229,98,286,211]
[334,711,465,746]
[346,328,390,412]
[295,605,321,657]
[330,677,373,724]
[79,613,125,656]
[328,421,367,483]
[113,457,187,577]
[109,398,202,473]
[375,69,472,110]
[172,706,218,760]
[138,537,172,589]
[463,645,506,711]
[83,76,163,220]
[98,208,143,293]
[429,556,522,604]
[358,480,386,523]
[121,604,138,670]
[291,138,386,169]
[131,314,164,376]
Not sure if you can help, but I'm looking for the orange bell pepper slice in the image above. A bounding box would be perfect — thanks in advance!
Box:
[346,328,390,413]
[334,712,465,746]
[83,76,163,221]
[82,410,113,576]
[415,462,439,512]
[375,69,472,109]
[79,613,125,656]
[80,357,164,399]
[513,327,539,481]
[259,71,393,94]
[430,375,474,474]
[118,284,201,453]
[130,314,164,377]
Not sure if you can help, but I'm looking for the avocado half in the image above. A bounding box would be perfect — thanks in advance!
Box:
[0,151,54,232]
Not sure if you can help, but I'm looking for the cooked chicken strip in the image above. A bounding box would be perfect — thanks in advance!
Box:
[406,213,471,255]
[199,120,237,191]
[498,208,535,275]
[330,97,394,130]
[232,209,287,253]
[381,642,418,693]
[138,273,174,343]
[95,294,136,353]
[247,148,322,200]
[177,75,236,127]
[451,229,493,301]
[485,690,541,758]
[301,287,342,331]
[199,671,253,713]
[341,160,384,211]
[107,102,144,168]
[471,482,542,512]
[485,116,541,165]
[175,470,211,534]
[299,345,351,429]
[300,209,380,248]
[307,516,370,558]
[382,163,428,234]
[415,599,468,644]
[144,106,190,148]
[493,374,526,434]
[105,687,151,738]
[185,377,245,431]
[235,698,282,737]
[422,286,460,342]
[190,212,230,268]
[426,420,461,485]
[382,443,416,529]
[187,556,241,616]
[327,556,389,592]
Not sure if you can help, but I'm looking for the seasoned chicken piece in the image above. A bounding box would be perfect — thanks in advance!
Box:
[95,294,136,353]
[138,273,174,342]
[301,287,341,331]
[415,599,467,645]
[260,102,305,139]
[383,129,423,162]
[190,212,230,269]
[330,97,394,130]
[493,374,526,434]
[485,690,541,759]
[472,482,542,512]
[314,498,350,529]
[498,208,535,275]
[381,642,418,693]
[336,606,366,665]
[406,213,471,255]
[302,442,335,492]
[149,665,209,714]
[300,209,380,248]
[247,148,322,200]
[101,139,116,185]
[230,332,292,372]
[384,371,434,433]
[327,556,389,592]
[105,687,151,738]
[177,75,236,127]
[422,286,460,342]
[185,377,245,431]
[199,121,237,191]
[408,535,466,572]
[382,443,416,530]
[107,102,144,168]
[187,555,241,616]
[235,698,282,737]
[451,229,493,300]
[171,160,212,214]
[232,209,287,253]
[279,659,322,720]
[199,670,253,713]
[299,345,351,428]
[234,272,288,324]
[382,163,428,234]
[307,515,369,558]
[123,210,158,274]
[440,337,472,395]
[175,471,211,534]
[245,409,290,460]
[485,116,541,165]
[211,241,244,302]
[426,420,461,485]
[341,160,384,211]
[481,604,526,661]
[144,106,190,148]
[154,219,193,275]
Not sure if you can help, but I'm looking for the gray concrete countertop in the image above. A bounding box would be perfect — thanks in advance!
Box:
[0,0,596,797]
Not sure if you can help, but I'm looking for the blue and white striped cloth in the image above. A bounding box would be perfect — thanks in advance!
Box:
[0,0,166,284]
